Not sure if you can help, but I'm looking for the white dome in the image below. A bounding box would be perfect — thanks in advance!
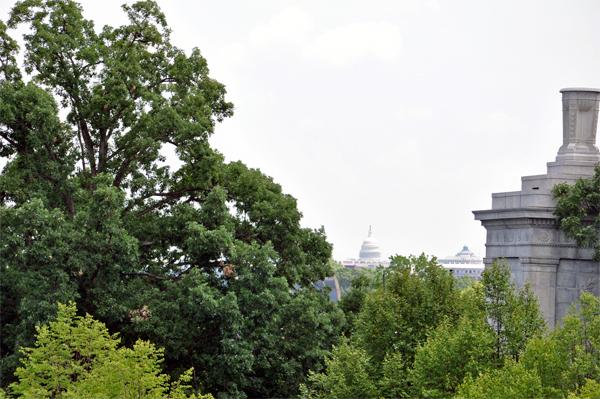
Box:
[359,226,382,260]
[456,245,475,257]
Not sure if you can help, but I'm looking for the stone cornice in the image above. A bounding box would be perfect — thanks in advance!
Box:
[473,207,556,221]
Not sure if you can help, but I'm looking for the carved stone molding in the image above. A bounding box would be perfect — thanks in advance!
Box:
[530,243,578,249]
[485,228,575,245]
[529,218,558,226]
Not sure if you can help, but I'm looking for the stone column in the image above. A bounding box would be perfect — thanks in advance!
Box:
[520,258,559,327]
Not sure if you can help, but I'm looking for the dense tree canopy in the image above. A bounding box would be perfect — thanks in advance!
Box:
[353,254,460,368]
[457,292,600,399]
[0,1,342,397]
[304,254,461,398]
[303,260,551,399]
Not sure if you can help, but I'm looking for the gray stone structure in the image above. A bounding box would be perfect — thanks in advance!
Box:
[473,88,600,328]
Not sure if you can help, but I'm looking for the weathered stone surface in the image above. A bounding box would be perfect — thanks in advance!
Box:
[556,288,579,304]
[473,88,600,328]
[556,272,576,288]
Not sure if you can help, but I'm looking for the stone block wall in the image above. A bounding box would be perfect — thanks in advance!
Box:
[556,259,600,322]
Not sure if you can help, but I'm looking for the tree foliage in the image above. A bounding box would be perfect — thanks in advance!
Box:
[410,288,495,398]
[454,275,476,291]
[331,261,378,297]
[553,164,600,260]
[301,339,379,399]
[336,268,376,336]
[9,302,207,399]
[0,1,342,397]
[353,254,459,369]
[455,358,544,399]
[480,260,546,363]
[304,254,459,398]
[304,259,552,398]
[408,261,546,398]
[521,292,600,397]
[458,292,600,398]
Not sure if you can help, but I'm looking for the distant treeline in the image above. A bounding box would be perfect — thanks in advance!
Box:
[333,260,476,297]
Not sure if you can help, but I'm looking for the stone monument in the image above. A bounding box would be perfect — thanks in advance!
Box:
[473,88,600,327]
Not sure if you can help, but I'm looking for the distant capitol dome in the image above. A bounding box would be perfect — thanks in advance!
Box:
[359,226,382,260]
[342,226,390,269]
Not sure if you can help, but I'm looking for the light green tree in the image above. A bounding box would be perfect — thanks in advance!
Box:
[522,292,600,397]
[458,291,600,398]
[302,343,412,399]
[9,302,210,399]
[577,379,600,399]
[353,254,459,369]
[301,339,379,399]
[519,334,568,398]
[455,358,544,399]
[305,259,552,398]
[410,314,495,397]
[408,263,546,398]
[378,350,409,398]
[481,260,546,364]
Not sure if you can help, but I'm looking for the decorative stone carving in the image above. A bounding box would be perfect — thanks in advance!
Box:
[538,229,551,242]
[569,110,576,136]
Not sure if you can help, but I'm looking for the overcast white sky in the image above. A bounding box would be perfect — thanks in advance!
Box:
[2,0,600,261]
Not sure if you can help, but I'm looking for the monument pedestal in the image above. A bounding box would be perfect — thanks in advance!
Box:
[474,88,600,328]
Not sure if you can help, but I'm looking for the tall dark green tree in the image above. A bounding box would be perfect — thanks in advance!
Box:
[0,1,343,397]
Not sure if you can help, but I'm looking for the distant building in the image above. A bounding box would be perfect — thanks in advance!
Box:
[342,226,390,269]
[437,245,484,280]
